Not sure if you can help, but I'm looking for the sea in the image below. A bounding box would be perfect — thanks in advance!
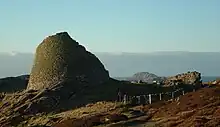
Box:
[201,76,220,82]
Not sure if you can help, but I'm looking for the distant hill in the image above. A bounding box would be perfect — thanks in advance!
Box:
[0,75,29,92]
[131,72,166,83]
[114,72,166,83]
[1,52,220,78]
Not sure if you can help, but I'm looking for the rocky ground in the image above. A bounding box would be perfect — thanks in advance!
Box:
[0,84,219,127]
[53,85,220,127]
[163,71,202,87]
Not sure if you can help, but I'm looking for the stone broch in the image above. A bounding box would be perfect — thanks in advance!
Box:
[0,32,111,126]
[27,32,109,90]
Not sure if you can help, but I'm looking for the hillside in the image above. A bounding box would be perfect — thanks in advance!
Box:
[1,85,217,127]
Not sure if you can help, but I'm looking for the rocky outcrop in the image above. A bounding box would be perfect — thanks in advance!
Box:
[164,71,202,86]
[27,32,109,90]
[205,79,220,86]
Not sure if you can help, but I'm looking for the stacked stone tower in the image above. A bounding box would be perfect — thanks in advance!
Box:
[27,32,109,90]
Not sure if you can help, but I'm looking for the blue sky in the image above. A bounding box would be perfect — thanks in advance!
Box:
[0,0,220,53]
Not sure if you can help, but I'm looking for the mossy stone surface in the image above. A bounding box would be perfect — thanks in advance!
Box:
[27,32,109,90]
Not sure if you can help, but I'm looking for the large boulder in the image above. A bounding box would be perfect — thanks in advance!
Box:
[27,32,109,90]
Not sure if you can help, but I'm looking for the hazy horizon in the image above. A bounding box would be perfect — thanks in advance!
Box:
[1,52,220,78]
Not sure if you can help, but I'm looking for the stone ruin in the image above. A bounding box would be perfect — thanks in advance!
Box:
[27,32,109,90]
[0,32,111,123]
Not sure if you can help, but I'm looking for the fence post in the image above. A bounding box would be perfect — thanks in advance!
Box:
[144,95,147,104]
[119,89,188,105]
[123,94,127,104]
[137,96,141,104]
[149,94,152,104]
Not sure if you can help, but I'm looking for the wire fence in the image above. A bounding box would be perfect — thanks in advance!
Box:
[117,88,195,105]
